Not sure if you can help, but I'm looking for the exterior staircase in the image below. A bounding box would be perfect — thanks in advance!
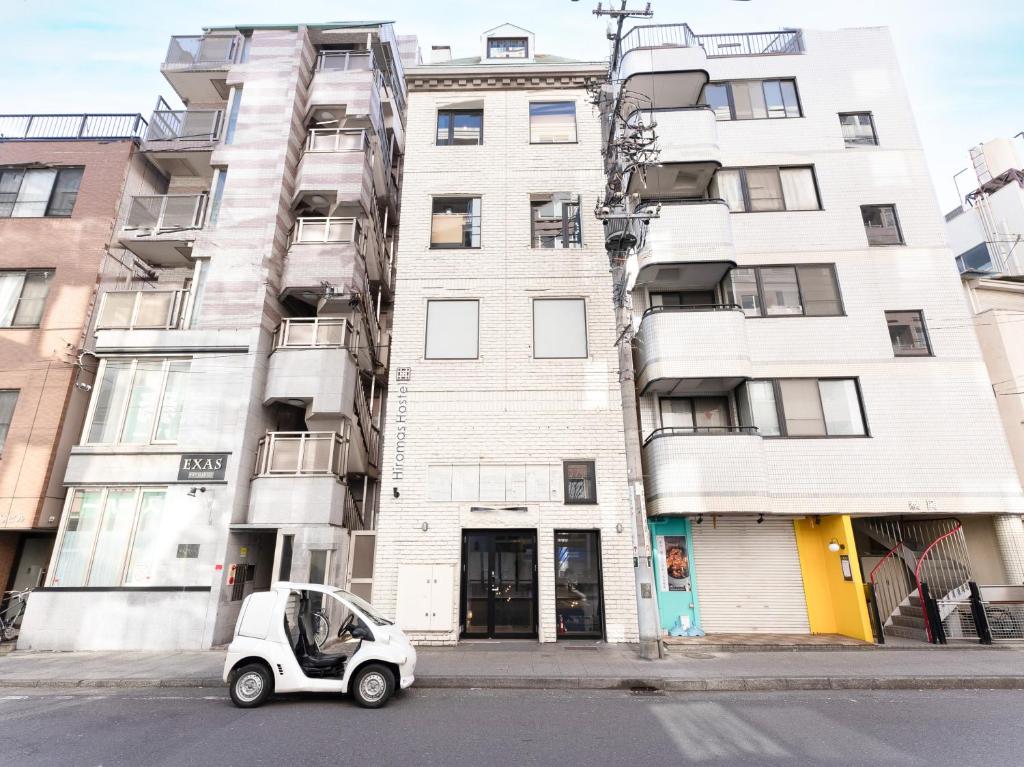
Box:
[884,594,927,641]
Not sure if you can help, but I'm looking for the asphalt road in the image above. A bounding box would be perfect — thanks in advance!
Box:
[3,687,1022,766]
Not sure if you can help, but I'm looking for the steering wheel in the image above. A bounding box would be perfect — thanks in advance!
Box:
[337,614,355,639]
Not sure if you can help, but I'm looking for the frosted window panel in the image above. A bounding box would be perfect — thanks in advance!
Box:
[425,300,478,359]
[746,381,780,436]
[761,267,802,316]
[0,390,17,452]
[506,465,526,502]
[427,465,453,501]
[133,291,175,328]
[0,272,26,326]
[746,168,784,211]
[11,270,51,326]
[88,361,134,443]
[120,360,164,443]
[798,266,842,316]
[819,379,865,436]
[452,465,480,502]
[525,465,549,502]
[694,397,729,430]
[99,292,136,328]
[780,379,826,436]
[480,466,507,502]
[125,491,167,586]
[52,490,103,586]
[533,299,587,358]
[711,170,744,212]
[660,399,694,429]
[13,169,57,217]
[87,489,138,586]
[155,360,190,441]
[780,168,819,210]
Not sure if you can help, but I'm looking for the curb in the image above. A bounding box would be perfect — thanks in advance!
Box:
[3,675,1024,692]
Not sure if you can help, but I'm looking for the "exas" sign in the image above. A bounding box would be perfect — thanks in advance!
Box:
[178,453,229,481]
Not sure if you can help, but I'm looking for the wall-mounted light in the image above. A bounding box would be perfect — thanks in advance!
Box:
[393,487,400,499]
[187,486,207,498]
[756,514,764,525]
[421,521,429,532]
[828,538,846,553]
[616,522,623,534]
[695,514,703,525]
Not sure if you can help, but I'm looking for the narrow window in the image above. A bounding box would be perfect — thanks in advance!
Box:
[531,193,582,248]
[731,268,761,317]
[533,298,587,359]
[12,169,56,217]
[779,379,827,436]
[660,398,694,430]
[704,83,731,120]
[818,379,866,435]
[46,168,84,217]
[424,300,479,359]
[886,310,932,357]
[431,197,481,248]
[738,381,780,436]
[530,102,577,144]
[224,89,242,144]
[710,169,744,212]
[0,390,18,453]
[779,167,819,210]
[209,169,227,225]
[840,113,878,146]
[861,204,903,245]
[760,267,802,316]
[745,168,784,211]
[796,265,843,316]
[0,269,53,327]
[563,461,597,504]
[436,110,483,145]
[488,37,528,59]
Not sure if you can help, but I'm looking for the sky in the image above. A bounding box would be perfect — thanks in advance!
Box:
[2,0,1022,212]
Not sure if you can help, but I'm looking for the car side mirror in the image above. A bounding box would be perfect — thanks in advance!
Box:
[350,626,371,640]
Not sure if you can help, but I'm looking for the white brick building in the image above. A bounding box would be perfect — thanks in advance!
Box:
[372,25,640,643]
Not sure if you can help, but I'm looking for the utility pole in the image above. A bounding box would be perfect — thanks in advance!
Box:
[587,1,664,659]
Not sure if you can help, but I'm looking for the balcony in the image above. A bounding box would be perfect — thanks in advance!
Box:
[161,34,241,103]
[294,130,372,210]
[643,428,768,516]
[142,108,222,176]
[635,305,750,396]
[0,113,146,141]
[306,51,378,114]
[284,216,390,298]
[266,318,365,413]
[626,108,720,198]
[633,200,735,289]
[95,289,190,331]
[119,194,207,267]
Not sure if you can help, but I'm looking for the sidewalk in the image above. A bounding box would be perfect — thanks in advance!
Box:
[2,642,1024,691]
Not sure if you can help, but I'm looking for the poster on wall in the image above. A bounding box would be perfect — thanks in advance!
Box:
[657,535,691,592]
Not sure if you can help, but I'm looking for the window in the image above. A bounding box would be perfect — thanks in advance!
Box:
[728,265,842,318]
[886,310,931,357]
[431,197,481,248]
[533,298,587,359]
[840,113,878,146]
[531,193,582,248]
[650,290,716,308]
[563,461,596,504]
[85,358,190,445]
[425,300,479,359]
[710,167,820,212]
[488,37,528,59]
[0,390,18,453]
[209,169,227,226]
[224,89,242,144]
[530,102,577,144]
[0,269,53,327]
[0,167,84,218]
[702,79,801,120]
[51,487,211,587]
[862,204,903,245]
[660,397,730,432]
[739,379,867,438]
[436,110,483,145]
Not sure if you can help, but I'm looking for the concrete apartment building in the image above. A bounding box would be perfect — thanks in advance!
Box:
[602,23,1024,642]
[19,22,415,650]
[0,114,148,607]
[371,25,641,643]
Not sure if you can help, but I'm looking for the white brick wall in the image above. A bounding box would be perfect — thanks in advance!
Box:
[373,79,639,643]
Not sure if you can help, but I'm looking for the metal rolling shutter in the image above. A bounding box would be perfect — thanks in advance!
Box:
[691,518,810,633]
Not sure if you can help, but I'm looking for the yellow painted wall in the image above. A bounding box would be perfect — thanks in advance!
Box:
[793,516,874,642]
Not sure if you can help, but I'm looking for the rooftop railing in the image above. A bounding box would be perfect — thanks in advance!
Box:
[253,430,350,478]
[164,34,241,68]
[146,109,222,142]
[0,113,147,141]
[617,24,804,65]
[124,193,207,231]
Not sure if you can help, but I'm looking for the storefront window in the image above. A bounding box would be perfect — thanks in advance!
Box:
[554,531,603,639]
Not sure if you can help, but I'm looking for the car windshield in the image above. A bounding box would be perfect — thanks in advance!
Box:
[331,589,393,626]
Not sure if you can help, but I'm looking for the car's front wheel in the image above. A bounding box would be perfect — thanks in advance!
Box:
[351,663,395,708]
[229,663,272,708]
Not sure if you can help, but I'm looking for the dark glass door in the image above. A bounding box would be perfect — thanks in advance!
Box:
[555,530,604,639]
[461,530,537,639]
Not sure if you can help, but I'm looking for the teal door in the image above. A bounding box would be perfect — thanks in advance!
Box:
[649,518,701,634]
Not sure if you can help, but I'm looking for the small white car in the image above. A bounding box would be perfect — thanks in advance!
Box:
[223,582,416,708]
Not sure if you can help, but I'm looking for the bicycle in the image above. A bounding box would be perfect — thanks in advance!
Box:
[311,608,330,648]
[0,588,31,642]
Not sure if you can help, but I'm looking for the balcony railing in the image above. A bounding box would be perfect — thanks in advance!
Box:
[644,426,759,445]
[642,304,743,317]
[164,34,241,68]
[146,110,222,142]
[306,128,367,152]
[353,384,380,464]
[253,430,349,478]
[316,50,374,72]
[617,24,804,65]
[96,289,189,331]
[125,193,207,231]
[291,216,359,244]
[0,113,147,141]
[273,317,353,350]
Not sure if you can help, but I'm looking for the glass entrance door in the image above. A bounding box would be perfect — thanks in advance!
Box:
[555,531,604,639]
[461,530,538,639]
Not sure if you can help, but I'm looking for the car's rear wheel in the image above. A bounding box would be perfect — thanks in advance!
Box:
[351,663,395,708]
[229,663,272,708]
